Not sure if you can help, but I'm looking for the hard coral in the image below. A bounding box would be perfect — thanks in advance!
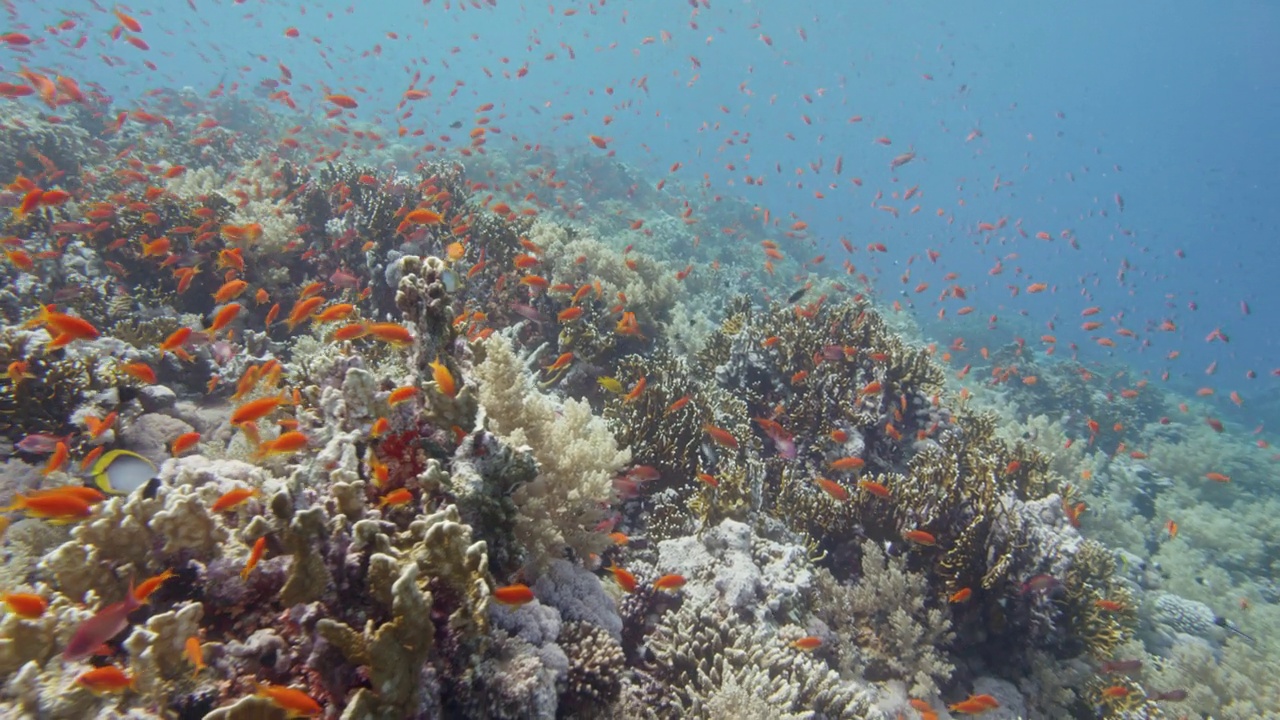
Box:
[474,334,629,568]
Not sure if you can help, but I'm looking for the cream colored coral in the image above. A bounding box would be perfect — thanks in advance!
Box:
[474,335,630,567]
[123,601,204,703]
[528,219,683,326]
[149,485,231,557]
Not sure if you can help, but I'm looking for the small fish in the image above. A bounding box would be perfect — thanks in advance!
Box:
[665,394,691,415]
[254,431,309,460]
[185,636,206,678]
[15,432,72,454]
[1021,574,1061,595]
[948,694,1000,713]
[815,477,850,502]
[2,592,48,618]
[429,356,458,397]
[828,456,865,472]
[34,438,72,476]
[622,376,647,403]
[133,569,175,603]
[1099,685,1129,698]
[63,583,143,660]
[703,423,739,450]
[948,588,973,603]
[598,376,624,394]
[493,583,537,606]
[378,488,414,508]
[170,431,202,456]
[387,386,419,406]
[606,564,637,593]
[231,395,286,426]
[255,682,323,716]
[242,535,268,580]
[858,480,891,499]
[365,322,414,345]
[119,362,157,384]
[1100,658,1142,674]
[652,574,686,591]
[790,636,823,651]
[903,529,936,546]
[211,487,259,512]
[74,665,135,695]
[2,491,92,521]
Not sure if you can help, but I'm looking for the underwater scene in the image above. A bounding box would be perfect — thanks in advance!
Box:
[0,0,1277,718]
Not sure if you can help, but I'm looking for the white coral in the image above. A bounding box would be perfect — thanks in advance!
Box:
[475,335,629,566]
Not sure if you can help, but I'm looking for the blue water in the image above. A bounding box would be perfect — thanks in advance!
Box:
[7,0,1278,415]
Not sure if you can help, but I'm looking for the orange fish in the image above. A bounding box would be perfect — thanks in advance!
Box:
[828,456,865,472]
[333,323,370,342]
[74,665,134,695]
[378,488,415,508]
[665,394,691,415]
[170,431,201,456]
[286,296,325,331]
[185,636,206,678]
[324,93,358,109]
[652,574,687,591]
[213,279,248,303]
[1099,685,1129,699]
[313,303,355,324]
[903,529,937,546]
[211,487,259,512]
[242,535,268,580]
[366,322,413,345]
[703,423,739,450]
[209,303,242,335]
[790,636,823,651]
[544,352,574,373]
[2,592,49,618]
[815,477,850,502]
[557,307,583,322]
[493,583,536,606]
[120,362,157,384]
[429,357,458,397]
[41,441,69,476]
[949,588,973,603]
[1205,471,1230,483]
[858,480,891,499]
[255,431,309,460]
[255,682,323,716]
[404,208,444,225]
[622,376,647,403]
[231,395,286,426]
[387,386,419,406]
[949,694,1001,713]
[606,563,637,593]
[84,412,117,440]
[133,569,175,603]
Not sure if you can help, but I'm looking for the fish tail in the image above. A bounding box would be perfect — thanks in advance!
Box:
[0,494,28,513]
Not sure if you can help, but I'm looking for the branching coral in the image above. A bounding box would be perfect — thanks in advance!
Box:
[813,541,954,697]
[473,334,629,567]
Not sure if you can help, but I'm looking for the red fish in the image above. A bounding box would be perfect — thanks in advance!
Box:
[63,584,143,660]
